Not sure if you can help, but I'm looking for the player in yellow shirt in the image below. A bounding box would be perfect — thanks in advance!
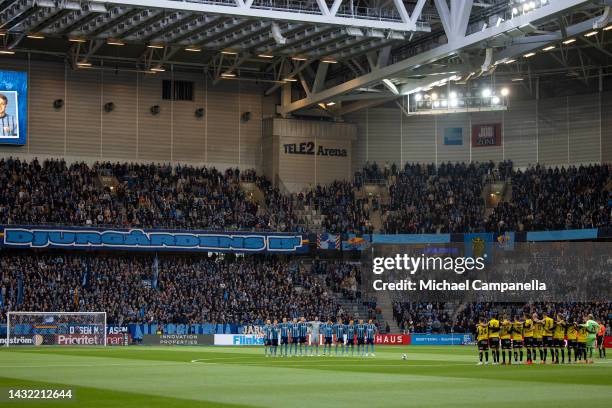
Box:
[488,313,501,365]
[543,311,555,364]
[532,312,545,364]
[553,313,567,364]
[523,312,534,364]
[566,318,578,363]
[576,322,588,363]
[512,315,524,364]
[476,317,489,365]
[500,315,512,365]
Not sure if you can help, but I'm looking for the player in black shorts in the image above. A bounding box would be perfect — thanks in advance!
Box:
[542,312,555,363]
[323,319,334,356]
[566,319,578,363]
[512,315,524,364]
[488,313,501,364]
[346,320,355,356]
[298,317,308,356]
[500,316,512,364]
[522,313,534,364]
[597,319,606,359]
[356,319,366,356]
[279,317,290,357]
[290,318,300,357]
[553,313,567,364]
[476,317,489,365]
[263,319,272,357]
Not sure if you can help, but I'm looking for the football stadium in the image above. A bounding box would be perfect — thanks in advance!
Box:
[0,0,611,407]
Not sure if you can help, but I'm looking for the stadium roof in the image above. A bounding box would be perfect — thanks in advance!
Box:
[1,0,610,116]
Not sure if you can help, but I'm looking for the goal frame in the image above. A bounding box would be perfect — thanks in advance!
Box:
[6,311,107,347]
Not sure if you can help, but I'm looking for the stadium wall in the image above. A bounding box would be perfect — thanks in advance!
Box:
[0,58,266,170]
[263,118,356,193]
[349,91,611,170]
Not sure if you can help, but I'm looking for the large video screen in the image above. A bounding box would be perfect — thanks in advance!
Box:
[0,70,28,145]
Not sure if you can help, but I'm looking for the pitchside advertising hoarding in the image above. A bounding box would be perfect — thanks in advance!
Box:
[211,334,469,346]
[214,333,416,346]
[1,325,131,346]
[375,334,410,345]
[215,334,265,346]
[411,334,473,346]
[143,334,214,346]
[0,333,128,346]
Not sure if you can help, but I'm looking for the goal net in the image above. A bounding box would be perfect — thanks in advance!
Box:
[5,312,107,347]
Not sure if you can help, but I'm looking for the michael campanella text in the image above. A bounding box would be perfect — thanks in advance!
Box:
[373,279,547,293]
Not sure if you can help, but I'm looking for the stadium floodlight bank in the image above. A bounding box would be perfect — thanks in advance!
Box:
[6,312,107,347]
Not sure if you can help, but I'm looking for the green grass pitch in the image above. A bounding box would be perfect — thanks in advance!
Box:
[0,346,610,407]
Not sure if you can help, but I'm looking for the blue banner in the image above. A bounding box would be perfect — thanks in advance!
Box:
[526,228,597,241]
[443,127,463,145]
[372,234,451,244]
[0,226,307,254]
[0,226,604,254]
[411,333,473,345]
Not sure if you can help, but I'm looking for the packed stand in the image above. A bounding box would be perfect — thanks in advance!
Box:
[487,164,611,232]
[297,181,372,234]
[393,301,611,335]
[382,162,496,234]
[0,158,271,231]
[312,260,361,300]
[0,156,610,235]
[393,302,457,333]
[0,252,341,326]
[250,173,300,232]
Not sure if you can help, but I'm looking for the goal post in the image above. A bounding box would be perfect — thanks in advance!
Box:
[5,312,107,347]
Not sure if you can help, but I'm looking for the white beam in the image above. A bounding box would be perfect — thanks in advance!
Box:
[90,0,424,32]
[329,0,343,17]
[433,0,453,38]
[393,0,410,23]
[453,0,474,38]
[315,0,330,16]
[410,0,427,25]
[280,0,592,114]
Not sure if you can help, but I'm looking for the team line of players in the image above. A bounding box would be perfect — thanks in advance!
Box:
[476,311,606,365]
[262,317,378,357]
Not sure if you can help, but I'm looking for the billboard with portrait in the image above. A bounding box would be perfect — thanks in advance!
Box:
[0,70,28,145]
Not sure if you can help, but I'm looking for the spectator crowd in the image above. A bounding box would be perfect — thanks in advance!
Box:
[393,301,611,336]
[0,252,340,326]
[1,157,609,235]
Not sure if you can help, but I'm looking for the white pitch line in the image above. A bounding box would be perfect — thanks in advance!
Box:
[189,358,612,368]
[189,356,253,363]
[0,362,189,369]
[1,357,609,369]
